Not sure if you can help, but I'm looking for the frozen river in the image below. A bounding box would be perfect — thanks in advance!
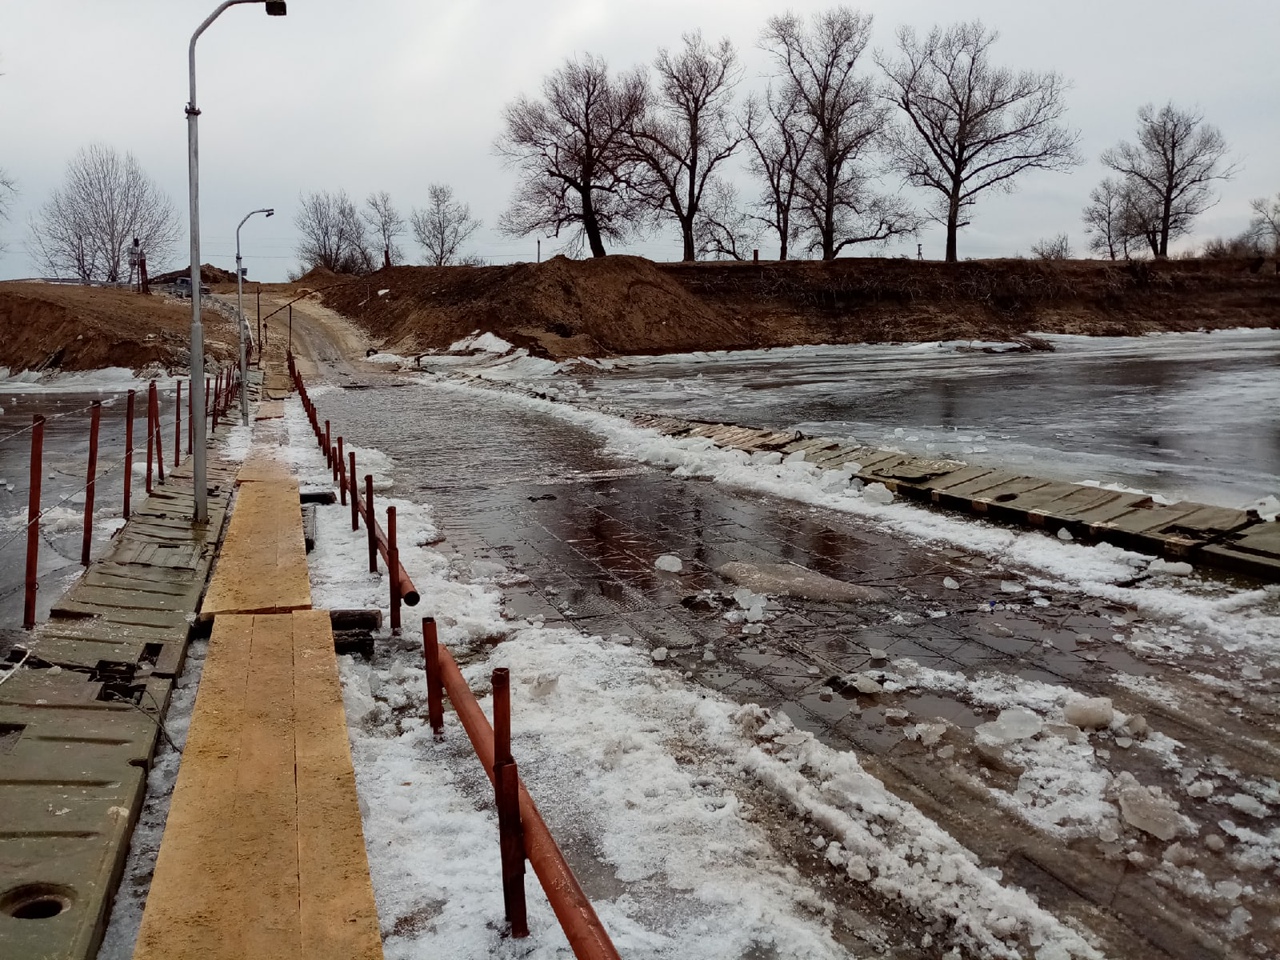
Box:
[569,328,1280,510]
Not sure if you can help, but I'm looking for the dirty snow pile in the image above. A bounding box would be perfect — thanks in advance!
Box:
[281,397,1109,960]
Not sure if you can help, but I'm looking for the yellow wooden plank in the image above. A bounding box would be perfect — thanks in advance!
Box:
[235,613,301,955]
[293,610,384,959]
[201,479,311,619]
[134,615,255,960]
[254,400,286,420]
[237,454,294,484]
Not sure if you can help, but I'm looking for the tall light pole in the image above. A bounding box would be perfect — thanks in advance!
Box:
[236,207,273,425]
[186,0,286,523]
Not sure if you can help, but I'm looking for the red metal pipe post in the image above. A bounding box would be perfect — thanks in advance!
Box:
[365,475,377,573]
[492,668,529,937]
[423,617,444,738]
[145,384,155,494]
[434,643,620,960]
[174,379,182,469]
[153,385,164,485]
[324,420,332,467]
[23,416,45,629]
[80,400,102,566]
[337,437,346,505]
[388,505,401,632]
[349,452,359,531]
[123,390,135,519]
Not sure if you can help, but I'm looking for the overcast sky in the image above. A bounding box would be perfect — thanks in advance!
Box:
[1,1,1276,282]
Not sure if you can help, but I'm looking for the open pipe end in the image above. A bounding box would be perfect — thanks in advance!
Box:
[403,589,421,606]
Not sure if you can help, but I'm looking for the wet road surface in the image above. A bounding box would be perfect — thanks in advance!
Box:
[312,365,1280,960]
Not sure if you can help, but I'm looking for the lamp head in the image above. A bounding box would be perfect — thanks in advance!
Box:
[265,209,275,218]
[264,1,287,16]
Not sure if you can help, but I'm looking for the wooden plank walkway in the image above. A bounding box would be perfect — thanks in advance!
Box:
[132,612,381,960]
[629,414,1280,581]
[132,418,382,960]
[0,456,236,960]
[200,478,312,620]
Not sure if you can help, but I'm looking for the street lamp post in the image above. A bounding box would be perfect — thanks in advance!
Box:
[186,0,286,523]
[236,207,274,425]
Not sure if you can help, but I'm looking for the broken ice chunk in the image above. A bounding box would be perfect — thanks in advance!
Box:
[999,580,1024,594]
[975,707,1043,745]
[1147,558,1193,577]
[1225,793,1269,819]
[1057,527,1074,541]
[862,482,894,505]
[655,554,683,573]
[1186,780,1214,799]
[651,647,669,663]
[1115,773,1183,841]
[943,576,959,590]
[1063,696,1114,730]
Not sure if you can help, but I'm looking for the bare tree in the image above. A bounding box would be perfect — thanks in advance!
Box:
[497,54,647,258]
[410,184,481,266]
[1102,103,1237,258]
[0,168,14,257]
[694,180,761,261]
[1248,193,1280,255]
[879,21,1081,263]
[294,189,373,274]
[1030,233,1072,260]
[627,32,743,261]
[1082,176,1151,260]
[762,8,919,260]
[364,191,406,267]
[27,144,179,282]
[742,86,813,260]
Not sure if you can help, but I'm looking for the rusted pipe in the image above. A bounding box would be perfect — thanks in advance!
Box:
[352,485,420,605]
[176,379,184,460]
[423,617,444,737]
[24,415,45,630]
[349,451,359,531]
[146,384,155,494]
[124,390,135,520]
[153,383,164,485]
[492,668,529,937]
[81,400,101,566]
[337,437,346,505]
[325,420,332,468]
[388,505,401,633]
[365,475,377,574]
[433,642,620,960]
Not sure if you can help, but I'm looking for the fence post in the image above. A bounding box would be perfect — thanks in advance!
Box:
[204,377,211,436]
[337,437,346,505]
[211,371,220,435]
[365,475,377,573]
[174,379,182,469]
[388,506,401,633]
[153,383,165,485]
[331,445,339,484]
[349,452,359,531]
[23,415,45,629]
[324,420,332,467]
[124,390,135,520]
[146,384,155,494]
[492,668,529,938]
[187,377,193,454]
[81,400,102,566]
[423,617,444,738]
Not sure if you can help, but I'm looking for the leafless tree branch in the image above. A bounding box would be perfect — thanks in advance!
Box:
[410,184,481,266]
[294,188,375,274]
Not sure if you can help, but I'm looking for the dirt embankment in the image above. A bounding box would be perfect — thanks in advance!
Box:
[0,282,240,373]
[320,255,1280,359]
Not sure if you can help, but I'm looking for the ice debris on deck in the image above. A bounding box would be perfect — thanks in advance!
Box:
[655,554,684,573]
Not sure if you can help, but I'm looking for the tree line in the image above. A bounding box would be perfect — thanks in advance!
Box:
[495,8,1264,265]
[8,9,1278,281]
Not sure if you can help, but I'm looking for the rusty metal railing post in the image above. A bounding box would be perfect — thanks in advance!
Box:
[153,383,165,485]
[349,452,359,530]
[124,390,135,520]
[204,378,211,436]
[388,505,401,633]
[423,617,444,738]
[324,420,332,468]
[174,379,182,469]
[23,415,45,629]
[365,475,377,573]
[81,401,102,566]
[492,667,529,937]
[210,371,220,435]
[337,437,346,505]
[331,445,339,484]
[146,384,155,494]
